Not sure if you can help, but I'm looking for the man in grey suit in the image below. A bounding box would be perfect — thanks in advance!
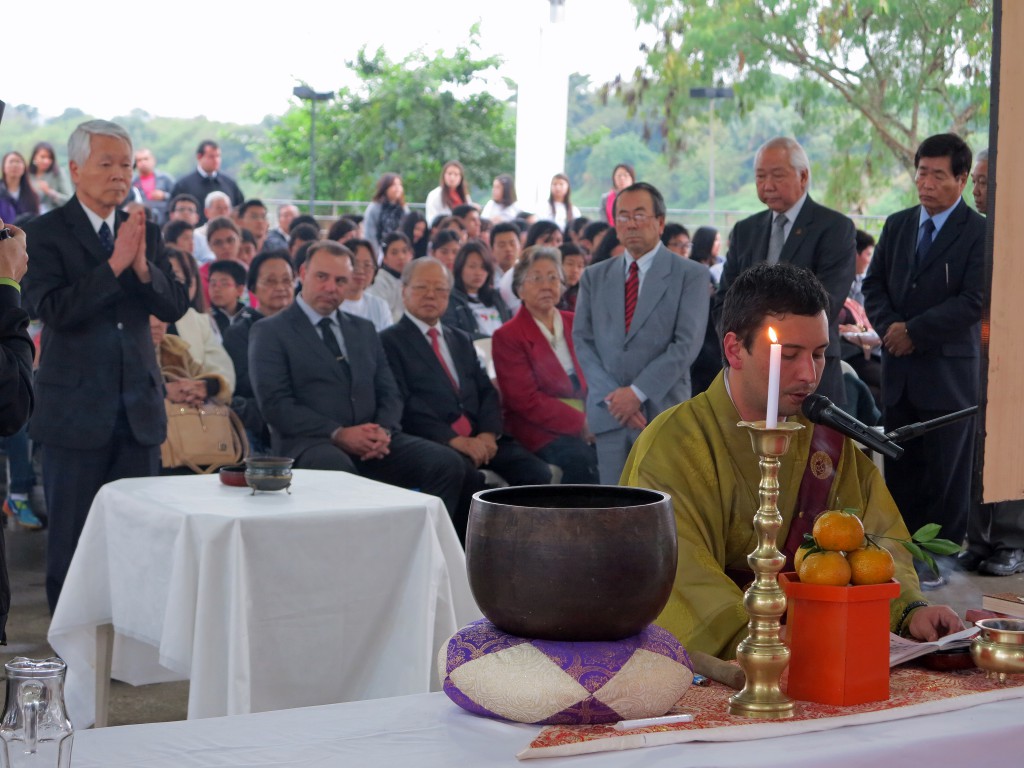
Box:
[716,137,856,403]
[573,182,710,484]
[248,240,469,533]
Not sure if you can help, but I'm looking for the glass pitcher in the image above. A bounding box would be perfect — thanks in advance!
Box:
[0,658,73,768]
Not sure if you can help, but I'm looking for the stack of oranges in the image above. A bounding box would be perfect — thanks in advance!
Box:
[795,509,895,586]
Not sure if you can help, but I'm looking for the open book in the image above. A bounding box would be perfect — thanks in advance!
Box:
[889,625,979,667]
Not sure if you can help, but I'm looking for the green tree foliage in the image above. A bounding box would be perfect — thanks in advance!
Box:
[624,0,992,207]
[254,38,515,205]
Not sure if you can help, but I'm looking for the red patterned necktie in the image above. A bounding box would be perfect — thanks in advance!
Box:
[427,328,457,389]
[427,328,472,437]
[624,259,640,332]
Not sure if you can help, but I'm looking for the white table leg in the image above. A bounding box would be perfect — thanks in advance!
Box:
[94,623,114,728]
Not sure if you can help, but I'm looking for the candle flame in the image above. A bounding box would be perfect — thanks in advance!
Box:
[768,326,778,344]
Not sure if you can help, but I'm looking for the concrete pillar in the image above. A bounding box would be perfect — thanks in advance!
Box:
[514,1,569,215]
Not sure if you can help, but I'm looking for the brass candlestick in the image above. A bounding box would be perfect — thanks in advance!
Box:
[728,420,804,719]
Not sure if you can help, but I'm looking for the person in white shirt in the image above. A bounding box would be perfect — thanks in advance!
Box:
[342,238,394,332]
[541,173,581,232]
[480,174,520,224]
[366,232,413,322]
[192,191,232,265]
[425,161,472,223]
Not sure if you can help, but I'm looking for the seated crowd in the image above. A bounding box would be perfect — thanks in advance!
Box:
[0,133,939,535]
[6,133,683,548]
[7,122,986,658]
[142,168,707,543]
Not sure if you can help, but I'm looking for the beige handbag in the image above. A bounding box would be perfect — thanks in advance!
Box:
[159,366,248,473]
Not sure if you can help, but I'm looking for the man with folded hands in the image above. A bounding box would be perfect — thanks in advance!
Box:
[381,258,551,528]
[248,241,468,535]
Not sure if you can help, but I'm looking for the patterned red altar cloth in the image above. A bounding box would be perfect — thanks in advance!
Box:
[517,666,1024,759]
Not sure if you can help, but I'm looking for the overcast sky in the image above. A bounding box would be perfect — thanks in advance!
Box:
[6,1,653,124]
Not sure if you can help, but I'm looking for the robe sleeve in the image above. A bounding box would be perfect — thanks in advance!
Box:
[621,402,751,660]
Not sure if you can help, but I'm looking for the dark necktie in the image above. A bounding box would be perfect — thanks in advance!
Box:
[916,218,935,269]
[427,328,472,437]
[98,222,115,256]
[624,260,640,333]
[317,317,345,362]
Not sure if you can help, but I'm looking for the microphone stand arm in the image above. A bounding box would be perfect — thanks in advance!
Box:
[884,406,979,443]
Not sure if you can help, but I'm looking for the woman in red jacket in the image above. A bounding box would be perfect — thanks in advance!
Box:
[492,246,598,483]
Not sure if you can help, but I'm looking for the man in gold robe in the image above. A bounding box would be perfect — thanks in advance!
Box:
[622,263,963,659]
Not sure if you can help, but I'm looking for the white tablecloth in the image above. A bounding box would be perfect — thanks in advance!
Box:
[48,470,480,728]
[68,689,1023,767]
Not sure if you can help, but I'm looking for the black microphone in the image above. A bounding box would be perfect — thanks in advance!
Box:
[801,394,905,460]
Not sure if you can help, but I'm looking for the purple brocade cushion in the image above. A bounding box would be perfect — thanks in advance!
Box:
[438,619,693,724]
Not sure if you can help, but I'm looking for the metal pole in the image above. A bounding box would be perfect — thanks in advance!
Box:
[294,86,332,216]
[309,99,317,213]
[708,98,716,227]
[689,87,732,228]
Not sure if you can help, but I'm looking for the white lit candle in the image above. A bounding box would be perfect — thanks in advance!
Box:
[766,326,781,428]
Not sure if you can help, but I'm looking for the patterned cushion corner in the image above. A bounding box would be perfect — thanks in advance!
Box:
[437,619,693,724]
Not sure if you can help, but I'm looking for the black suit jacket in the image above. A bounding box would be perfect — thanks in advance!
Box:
[716,196,856,389]
[0,284,34,438]
[0,282,36,642]
[22,197,189,449]
[381,315,502,444]
[862,199,985,409]
[249,302,403,459]
[222,306,266,436]
[169,170,244,224]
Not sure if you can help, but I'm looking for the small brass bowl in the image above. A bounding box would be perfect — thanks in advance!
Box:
[244,456,294,494]
[970,618,1024,683]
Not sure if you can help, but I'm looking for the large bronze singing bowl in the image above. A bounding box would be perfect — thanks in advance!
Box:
[466,485,677,641]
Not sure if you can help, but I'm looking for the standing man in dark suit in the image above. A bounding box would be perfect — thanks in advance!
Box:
[716,137,856,403]
[573,182,710,484]
[381,258,550,505]
[169,141,244,225]
[863,133,985,586]
[23,120,190,611]
[248,241,468,531]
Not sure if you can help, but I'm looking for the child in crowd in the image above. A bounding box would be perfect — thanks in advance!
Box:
[208,261,249,333]
[557,244,586,312]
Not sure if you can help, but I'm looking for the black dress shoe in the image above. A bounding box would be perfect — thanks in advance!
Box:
[956,549,987,572]
[980,548,1024,577]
